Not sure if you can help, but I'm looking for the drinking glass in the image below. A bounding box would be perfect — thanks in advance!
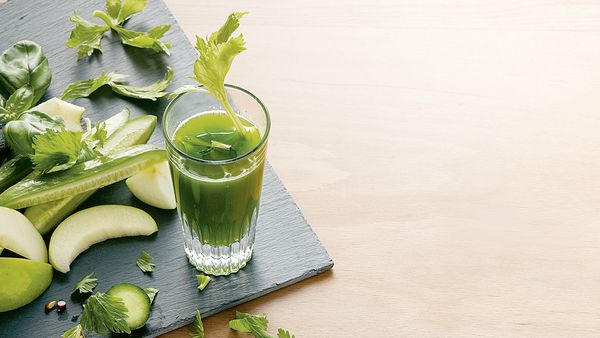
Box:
[162,85,270,275]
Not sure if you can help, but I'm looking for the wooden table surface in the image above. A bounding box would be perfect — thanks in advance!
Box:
[163,1,600,337]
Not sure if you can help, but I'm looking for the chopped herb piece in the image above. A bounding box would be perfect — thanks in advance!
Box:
[62,324,84,338]
[229,311,296,338]
[66,13,110,60]
[196,274,211,291]
[72,272,98,295]
[136,250,155,272]
[144,287,159,304]
[190,309,205,338]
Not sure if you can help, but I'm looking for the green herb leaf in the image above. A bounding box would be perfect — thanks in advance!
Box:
[66,13,110,60]
[60,71,126,100]
[113,25,172,55]
[72,272,98,295]
[190,309,205,338]
[80,291,131,336]
[0,40,52,105]
[192,12,248,135]
[62,324,85,338]
[104,0,147,26]
[144,287,159,304]
[61,69,172,101]
[229,312,295,338]
[92,1,171,55]
[30,128,82,173]
[277,329,295,338]
[109,67,173,100]
[5,85,34,114]
[136,250,155,272]
[196,274,211,291]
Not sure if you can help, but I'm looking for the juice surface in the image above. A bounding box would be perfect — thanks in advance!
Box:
[170,111,265,247]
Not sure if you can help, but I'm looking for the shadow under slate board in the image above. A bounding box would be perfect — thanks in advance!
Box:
[0,0,333,337]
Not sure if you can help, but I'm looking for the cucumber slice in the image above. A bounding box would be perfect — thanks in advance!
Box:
[107,283,151,330]
[100,108,131,138]
[0,144,166,209]
[24,115,156,234]
[0,154,31,193]
[102,115,157,152]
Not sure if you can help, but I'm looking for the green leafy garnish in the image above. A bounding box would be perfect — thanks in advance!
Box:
[190,309,205,338]
[31,128,82,173]
[144,287,159,304]
[112,24,172,55]
[4,85,34,115]
[229,311,295,338]
[80,292,130,335]
[136,250,155,272]
[72,272,98,295]
[196,274,211,291]
[277,329,295,338]
[61,68,173,101]
[66,13,110,60]
[62,324,85,338]
[190,12,248,136]
[66,0,171,58]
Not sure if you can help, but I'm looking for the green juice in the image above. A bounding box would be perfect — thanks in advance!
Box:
[169,111,265,247]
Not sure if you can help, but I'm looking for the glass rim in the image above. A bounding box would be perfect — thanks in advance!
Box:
[162,83,271,165]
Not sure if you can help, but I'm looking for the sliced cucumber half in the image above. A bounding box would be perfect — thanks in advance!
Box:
[107,283,151,330]
[0,145,166,209]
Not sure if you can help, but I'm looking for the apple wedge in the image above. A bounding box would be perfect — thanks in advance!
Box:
[0,207,48,262]
[0,258,53,312]
[32,97,84,132]
[126,161,176,210]
[49,205,157,273]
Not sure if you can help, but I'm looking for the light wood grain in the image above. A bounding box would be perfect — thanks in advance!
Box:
[163,1,600,336]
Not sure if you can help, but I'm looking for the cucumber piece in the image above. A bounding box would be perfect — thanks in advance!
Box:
[106,283,151,330]
[24,114,155,234]
[0,154,31,193]
[0,144,166,209]
[100,108,131,138]
[102,115,157,152]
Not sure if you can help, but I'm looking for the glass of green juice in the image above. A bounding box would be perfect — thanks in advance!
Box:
[162,84,270,275]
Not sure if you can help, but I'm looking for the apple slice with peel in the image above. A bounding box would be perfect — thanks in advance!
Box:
[126,161,176,210]
[0,258,53,312]
[0,207,48,262]
[49,205,157,273]
[32,97,84,132]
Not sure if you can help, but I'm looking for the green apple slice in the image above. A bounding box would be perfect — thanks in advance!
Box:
[0,258,53,312]
[126,161,176,210]
[0,207,48,262]
[49,205,158,273]
[32,97,84,132]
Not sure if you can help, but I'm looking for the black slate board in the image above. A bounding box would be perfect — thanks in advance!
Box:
[0,1,333,337]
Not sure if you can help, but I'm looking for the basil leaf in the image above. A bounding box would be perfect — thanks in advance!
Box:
[5,85,35,114]
[0,41,51,105]
[3,111,63,156]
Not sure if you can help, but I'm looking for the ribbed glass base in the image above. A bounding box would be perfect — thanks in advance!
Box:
[184,238,254,276]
